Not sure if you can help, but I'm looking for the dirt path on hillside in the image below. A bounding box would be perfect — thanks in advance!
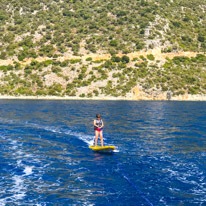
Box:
[0,49,203,66]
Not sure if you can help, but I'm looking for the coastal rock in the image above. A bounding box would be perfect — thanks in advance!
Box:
[132,86,167,100]
[132,86,206,101]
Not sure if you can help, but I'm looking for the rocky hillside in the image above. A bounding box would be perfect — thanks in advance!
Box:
[0,0,206,99]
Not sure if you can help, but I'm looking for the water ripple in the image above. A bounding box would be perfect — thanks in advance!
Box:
[0,100,205,205]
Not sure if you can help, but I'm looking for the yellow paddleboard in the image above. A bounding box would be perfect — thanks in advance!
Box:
[89,145,115,152]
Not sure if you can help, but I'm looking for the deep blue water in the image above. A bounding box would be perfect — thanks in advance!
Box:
[0,100,205,206]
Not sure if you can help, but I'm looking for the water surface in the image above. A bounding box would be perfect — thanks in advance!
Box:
[0,100,205,205]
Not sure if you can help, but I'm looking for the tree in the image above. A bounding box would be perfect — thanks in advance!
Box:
[110,40,118,47]
[121,55,130,63]
[198,36,205,42]
[0,14,6,21]
[111,56,121,63]
[147,54,155,61]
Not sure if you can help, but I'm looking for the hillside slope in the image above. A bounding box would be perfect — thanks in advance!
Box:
[0,0,206,99]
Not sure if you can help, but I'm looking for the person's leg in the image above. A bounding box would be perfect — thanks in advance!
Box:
[95,130,99,146]
[100,130,103,147]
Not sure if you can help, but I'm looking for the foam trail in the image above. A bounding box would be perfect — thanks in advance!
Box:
[4,137,37,204]
[27,123,95,145]
[0,117,109,146]
[23,166,33,176]
[32,122,112,147]
[35,124,96,146]
[10,175,26,201]
[39,125,95,146]
[65,130,95,145]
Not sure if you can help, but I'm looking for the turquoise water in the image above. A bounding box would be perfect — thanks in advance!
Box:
[0,100,205,205]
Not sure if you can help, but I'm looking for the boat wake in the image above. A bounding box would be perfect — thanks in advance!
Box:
[0,117,99,146]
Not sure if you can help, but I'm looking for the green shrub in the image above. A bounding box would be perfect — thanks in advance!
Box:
[162,85,168,91]
[86,57,92,61]
[172,56,191,65]
[109,40,118,47]
[0,52,6,60]
[0,14,6,21]
[60,60,69,67]
[0,65,13,72]
[15,87,33,95]
[66,83,75,90]
[70,59,81,64]
[39,45,55,56]
[198,36,205,42]
[188,87,199,94]
[36,90,48,96]
[93,90,99,96]
[175,90,185,95]
[147,54,155,61]
[111,56,121,63]
[80,93,85,97]
[51,66,62,73]
[87,93,93,98]
[132,57,139,61]
[121,55,130,63]
[18,52,26,61]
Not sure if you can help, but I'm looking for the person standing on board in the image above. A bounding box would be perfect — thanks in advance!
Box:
[94,114,104,147]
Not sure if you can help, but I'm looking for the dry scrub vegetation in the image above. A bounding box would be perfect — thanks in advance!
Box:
[0,0,205,98]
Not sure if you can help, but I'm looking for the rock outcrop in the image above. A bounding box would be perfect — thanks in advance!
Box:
[132,86,206,101]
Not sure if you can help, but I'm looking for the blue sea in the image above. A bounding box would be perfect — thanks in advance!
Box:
[0,100,205,206]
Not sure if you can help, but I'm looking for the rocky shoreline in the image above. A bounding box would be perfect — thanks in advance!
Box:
[131,87,206,101]
[0,94,206,101]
